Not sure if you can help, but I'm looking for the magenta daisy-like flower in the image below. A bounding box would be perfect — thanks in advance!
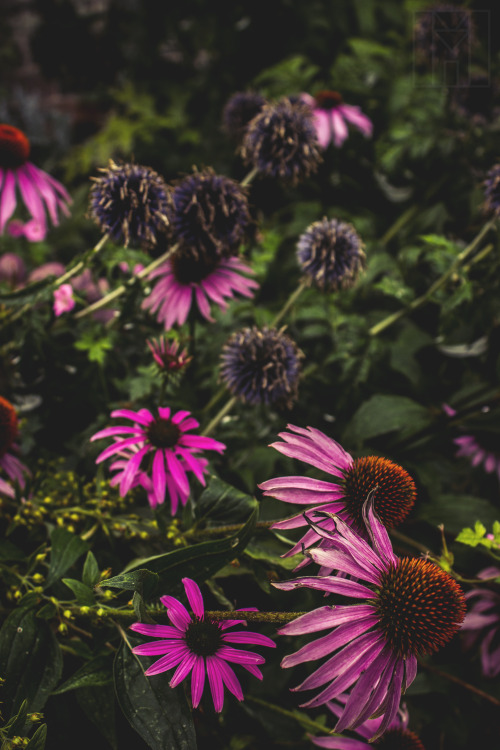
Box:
[274,500,466,740]
[259,425,416,564]
[461,566,500,678]
[301,92,372,149]
[90,406,225,511]
[147,336,192,373]
[130,577,276,712]
[142,249,258,330]
[0,124,71,241]
[0,396,30,498]
[311,697,425,749]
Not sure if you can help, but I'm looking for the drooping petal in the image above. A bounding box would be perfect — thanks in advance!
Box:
[182,578,205,619]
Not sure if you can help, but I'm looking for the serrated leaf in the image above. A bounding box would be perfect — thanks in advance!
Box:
[97,569,159,600]
[62,578,96,606]
[45,528,89,589]
[82,551,100,588]
[343,394,431,446]
[0,606,63,717]
[114,638,196,750]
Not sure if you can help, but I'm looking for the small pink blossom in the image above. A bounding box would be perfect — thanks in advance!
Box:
[301,91,373,149]
[53,284,75,316]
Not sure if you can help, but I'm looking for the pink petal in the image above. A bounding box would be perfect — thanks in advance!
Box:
[182,578,205,619]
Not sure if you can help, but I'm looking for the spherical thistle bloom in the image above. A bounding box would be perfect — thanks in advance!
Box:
[0,252,27,288]
[259,425,416,563]
[301,92,373,149]
[220,326,303,409]
[0,396,30,499]
[147,336,192,373]
[222,91,267,139]
[89,160,169,248]
[483,164,500,217]
[241,97,322,185]
[311,698,425,750]
[274,499,466,740]
[297,217,366,291]
[142,249,258,330]
[53,284,76,317]
[461,566,500,678]
[90,406,226,511]
[167,169,252,261]
[130,577,276,711]
[0,123,72,241]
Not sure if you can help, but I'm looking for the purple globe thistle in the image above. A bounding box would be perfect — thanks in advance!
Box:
[461,566,500,678]
[0,396,30,499]
[483,164,500,217]
[130,577,276,712]
[167,169,252,261]
[259,425,416,564]
[274,499,466,739]
[241,98,322,185]
[89,160,169,248]
[147,336,192,373]
[222,91,267,139]
[0,253,27,288]
[141,250,258,330]
[220,326,303,409]
[301,92,373,149]
[311,698,425,749]
[90,406,225,511]
[0,124,72,242]
[297,217,365,291]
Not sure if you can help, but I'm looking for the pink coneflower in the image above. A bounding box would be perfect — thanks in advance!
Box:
[461,566,500,678]
[53,284,75,317]
[311,697,425,749]
[274,499,465,740]
[0,396,30,498]
[142,249,258,330]
[259,425,416,564]
[130,577,276,711]
[301,92,373,149]
[147,336,192,373]
[0,124,71,241]
[453,434,500,482]
[90,406,225,511]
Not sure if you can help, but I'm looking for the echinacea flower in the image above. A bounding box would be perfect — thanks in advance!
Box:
[301,92,372,149]
[297,218,365,291]
[274,499,466,739]
[53,284,75,317]
[167,169,252,260]
[0,396,30,498]
[461,566,500,678]
[220,326,303,409]
[90,406,225,510]
[311,697,425,749]
[142,249,258,330]
[0,123,71,241]
[259,425,416,562]
[222,91,267,140]
[453,434,500,482]
[483,164,500,217]
[241,97,322,184]
[89,160,169,248]
[130,577,276,711]
[147,336,192,373]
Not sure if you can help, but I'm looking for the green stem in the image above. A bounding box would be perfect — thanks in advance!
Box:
[246,695,335,736]
[71,605,305,625]
[380,205,419,246]
[74,242,179,319]
[369,218,497,337]
[203,396,237,437]
[270,280,308,328]
[55,232,110,288]
[240,166,259,188]
[185,520,275,539]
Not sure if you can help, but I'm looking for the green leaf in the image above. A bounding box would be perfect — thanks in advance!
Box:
[82,551,100,588]
[456,520,500,549]
[4,699,29,737]
[196,476,258,525]
[97,569,159,600]
[343,395,431,447]
[0,606,63,716]
[124,509,258,597]
[45,527,89,588]
[25,724,48,750]
[62,578,96,606]
[77,685,117,749]
[74,331,113,364]
[113,638,197,750]
[53,655,112,694]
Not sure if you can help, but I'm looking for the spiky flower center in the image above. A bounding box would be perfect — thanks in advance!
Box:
[0,396,18,458]
[375,557,466,658]
[170,247,219,285]
[314,90,343,109]
[185,617,223,656]
[341,456,416,530]
[297,217,365,291]
[146,417,181,449]
[375,728,425,750]
[0,124,30,168]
